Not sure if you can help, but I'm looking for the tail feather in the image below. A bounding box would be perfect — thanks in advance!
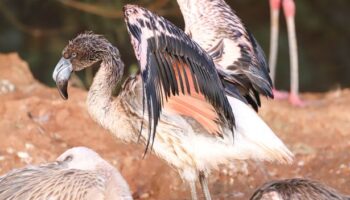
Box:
[229,96,293,164]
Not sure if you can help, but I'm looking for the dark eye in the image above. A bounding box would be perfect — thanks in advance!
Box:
[71,52,77,58]
[64,155,73,162]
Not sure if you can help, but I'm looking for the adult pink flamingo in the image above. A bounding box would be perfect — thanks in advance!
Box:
[269,0,303,106]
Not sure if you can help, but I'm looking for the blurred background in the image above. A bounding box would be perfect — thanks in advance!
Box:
[0,0,349,91]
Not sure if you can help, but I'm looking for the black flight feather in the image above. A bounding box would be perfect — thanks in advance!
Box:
[125,5,235,153]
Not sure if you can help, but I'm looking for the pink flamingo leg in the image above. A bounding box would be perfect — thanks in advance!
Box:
[283,0,304,106]
[273,88,289,99]
[269,0,281,84]
[269,0,289,100]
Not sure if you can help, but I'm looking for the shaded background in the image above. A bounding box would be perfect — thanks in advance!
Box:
[0,0,349,91]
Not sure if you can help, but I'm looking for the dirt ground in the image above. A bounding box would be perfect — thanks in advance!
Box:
[0,53,349,200]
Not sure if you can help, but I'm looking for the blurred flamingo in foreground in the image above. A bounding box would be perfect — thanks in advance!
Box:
[269,0,303,106]
[250,178,349,200]
[0,147,133,200]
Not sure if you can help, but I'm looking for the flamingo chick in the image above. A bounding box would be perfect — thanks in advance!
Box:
[269,0,303,106]
[0,147,133,200]
[250,178,349,200]
[53,5,293,200]
[177,0,273,112]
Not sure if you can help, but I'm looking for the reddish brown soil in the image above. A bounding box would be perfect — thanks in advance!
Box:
[0,53,349,200]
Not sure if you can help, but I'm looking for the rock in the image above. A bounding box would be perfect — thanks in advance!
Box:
[0,53,36,87]
[0,79,15,95]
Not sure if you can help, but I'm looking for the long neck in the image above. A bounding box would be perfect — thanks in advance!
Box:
[86,52,124,126]
[86,51,142,142]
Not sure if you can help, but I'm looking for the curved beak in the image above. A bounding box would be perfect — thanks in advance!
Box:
[52,57,73,100]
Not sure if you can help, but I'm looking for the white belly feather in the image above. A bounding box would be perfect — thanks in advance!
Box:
[151,96,293,181]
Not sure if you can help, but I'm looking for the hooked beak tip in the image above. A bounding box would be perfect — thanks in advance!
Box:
[56,80,69,100]
[53,57,73,100]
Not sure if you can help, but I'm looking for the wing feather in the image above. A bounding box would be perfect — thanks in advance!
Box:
[124,5,235,151]
[180,0,274,110]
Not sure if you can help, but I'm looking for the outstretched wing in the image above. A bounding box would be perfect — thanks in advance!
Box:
[0,163,106,200]
[124,4,235,152]
[206,30,273,112]
[180,0,273,111]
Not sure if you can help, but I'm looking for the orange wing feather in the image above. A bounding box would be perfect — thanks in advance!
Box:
[164,59,222,136]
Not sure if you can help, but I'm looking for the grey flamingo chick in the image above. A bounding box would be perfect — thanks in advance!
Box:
[250,178,349,200]
[52,5,293,200]
[0,147,133,200]
[269,0,303,106]
[177,0,273,111]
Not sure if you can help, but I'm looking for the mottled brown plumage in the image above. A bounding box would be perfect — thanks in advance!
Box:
[0,147,132,200]
[177,0,273,111]
[251,178,350,200]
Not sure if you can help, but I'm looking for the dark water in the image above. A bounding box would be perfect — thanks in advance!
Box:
[0,0,349,91]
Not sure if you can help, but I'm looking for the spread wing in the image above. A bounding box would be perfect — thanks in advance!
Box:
[124,5,235,152]
[0,163,106,200]
[182,0,273,111]
[207,30,273,111]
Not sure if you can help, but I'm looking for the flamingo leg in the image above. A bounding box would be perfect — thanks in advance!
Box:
[269,0,289,100]
[269,0,281,85]
[272,88,289,99]
[199,172,212,200]
[189,181,198,200]
[283,0,304,106]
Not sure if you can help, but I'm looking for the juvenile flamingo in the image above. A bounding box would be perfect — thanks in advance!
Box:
[0,147,133,200]
[176,0,302,106]
[251,178,349,200]
[176,0,273,111]
[53,5,293,200]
